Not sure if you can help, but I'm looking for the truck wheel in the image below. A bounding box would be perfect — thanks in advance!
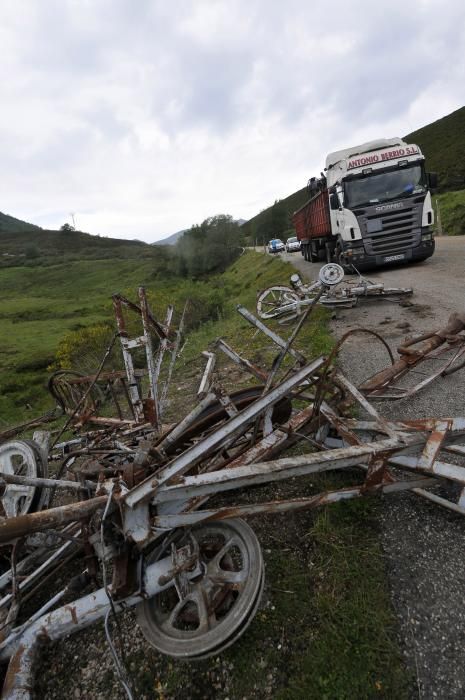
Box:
[309,242,318,263]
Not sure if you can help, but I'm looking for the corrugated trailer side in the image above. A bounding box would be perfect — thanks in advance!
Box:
[292,190,331,241]
[292,190,332,262]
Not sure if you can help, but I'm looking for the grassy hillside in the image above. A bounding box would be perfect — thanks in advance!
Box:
[0,228,154,268]
[433,189,465,236]
[0,211,41,233]
[405,106,465,192]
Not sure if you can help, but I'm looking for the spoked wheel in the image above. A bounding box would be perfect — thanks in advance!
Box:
[137,519,264,659]
[0,440,47,518]
[256,286,300,320]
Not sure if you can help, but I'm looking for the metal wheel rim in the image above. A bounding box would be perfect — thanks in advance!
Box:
[136,519,264,658]
[0,441,41,518]
[256,286,300,319]
[318,263,344,287]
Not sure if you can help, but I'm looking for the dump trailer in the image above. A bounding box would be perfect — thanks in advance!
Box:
[293,138,436,270]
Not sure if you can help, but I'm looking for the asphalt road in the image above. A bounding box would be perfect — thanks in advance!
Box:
[278,237,465,699]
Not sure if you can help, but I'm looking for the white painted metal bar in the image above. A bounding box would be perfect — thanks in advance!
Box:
[124,357,327,509]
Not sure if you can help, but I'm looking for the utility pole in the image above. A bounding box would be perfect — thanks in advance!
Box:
[70,212,76,229]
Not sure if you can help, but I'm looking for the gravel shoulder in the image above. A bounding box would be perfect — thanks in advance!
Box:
[281,237,465,699]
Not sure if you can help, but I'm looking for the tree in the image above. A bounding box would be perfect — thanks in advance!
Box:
[175,214,243,278]
[60,223,75,232]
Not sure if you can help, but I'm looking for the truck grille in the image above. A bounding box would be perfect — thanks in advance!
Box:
[358,205,421,256]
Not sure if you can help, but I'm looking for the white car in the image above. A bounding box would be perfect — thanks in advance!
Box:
[286,236,301,252]
[268,238,285,254]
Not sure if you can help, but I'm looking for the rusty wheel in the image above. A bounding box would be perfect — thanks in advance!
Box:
[256,286,300,320]
[136,519,264,659]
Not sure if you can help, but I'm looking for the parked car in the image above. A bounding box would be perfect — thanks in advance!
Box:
[268,238,285,254]
[285,236,301,253]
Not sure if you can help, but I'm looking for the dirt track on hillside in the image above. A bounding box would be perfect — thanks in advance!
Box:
[279,237,465,699]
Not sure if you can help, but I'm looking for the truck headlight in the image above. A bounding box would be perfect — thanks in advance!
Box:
[421,233,432,241]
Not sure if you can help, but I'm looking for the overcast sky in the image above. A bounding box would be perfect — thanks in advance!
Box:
[1,1,464,242]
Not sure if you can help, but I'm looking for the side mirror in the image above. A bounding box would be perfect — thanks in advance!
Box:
[427,172,438,190]
[329,192,340,210]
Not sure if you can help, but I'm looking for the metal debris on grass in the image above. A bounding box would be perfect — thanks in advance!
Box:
[1,285,465,698]
[257,263,413,322]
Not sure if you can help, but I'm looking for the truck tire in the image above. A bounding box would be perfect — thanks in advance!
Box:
[308,241,318,263]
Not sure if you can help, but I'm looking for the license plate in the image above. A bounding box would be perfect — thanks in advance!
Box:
[384,254,404,262]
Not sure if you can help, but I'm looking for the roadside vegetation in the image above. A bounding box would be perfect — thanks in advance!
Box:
[4,245,411,698]
[406,105,465,192]
[434,189,465,236]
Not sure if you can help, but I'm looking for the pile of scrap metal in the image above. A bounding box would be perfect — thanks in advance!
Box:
[2,287,465,698]
[256,263,413,322]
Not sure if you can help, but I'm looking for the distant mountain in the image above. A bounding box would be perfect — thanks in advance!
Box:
[152,229,186,246]
[0,211,41,233]
[242,105,465,241]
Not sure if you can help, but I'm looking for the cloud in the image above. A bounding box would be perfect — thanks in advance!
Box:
[0,0,464,241]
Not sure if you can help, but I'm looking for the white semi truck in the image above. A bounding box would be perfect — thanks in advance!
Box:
[293,138,437,270]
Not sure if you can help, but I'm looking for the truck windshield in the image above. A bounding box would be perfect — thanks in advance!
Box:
[344,164,426,208]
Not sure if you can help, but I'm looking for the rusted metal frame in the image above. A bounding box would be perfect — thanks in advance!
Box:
[51,333,120,448]
[388,453,465,483]
[333,372,384,422]
[217,392,240,418]
[215,339,268,382]
[123,356,327,512]
[411,488,465,516]
[414,420,451,471]
[152,435,418,505]
[0,533,80,610]
[0,523,79,595]
[360,314,465,397]
[138,287,161,429]
[260,287,325,435]
[362,343,455,399]
[152,476,437,529]
[320,403,363,446]
[160,300,189,415]
[236,305,307,364]
[198,351,217,397]
[156,392,218,452]
[367,342,465,400]
[0,498,106,546]
[400,344,465,399]
[112,295,145,423]
[150,304,174,420]
[112,292,169,340]
[153,304,174,393]
[0,555,201,700]
[0,473,95,492]
[152,421,289,523]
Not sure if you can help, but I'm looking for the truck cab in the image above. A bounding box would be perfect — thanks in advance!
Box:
[325,138,435,269]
